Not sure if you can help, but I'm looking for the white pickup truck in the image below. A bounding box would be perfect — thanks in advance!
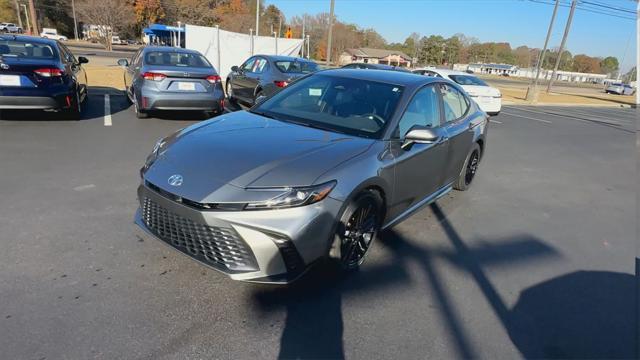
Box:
[0,23,23,33]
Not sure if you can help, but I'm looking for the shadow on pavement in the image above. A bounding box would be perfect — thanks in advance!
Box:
[508,270,636,359]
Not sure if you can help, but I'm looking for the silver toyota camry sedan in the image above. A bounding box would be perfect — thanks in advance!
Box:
[135,69,488,283]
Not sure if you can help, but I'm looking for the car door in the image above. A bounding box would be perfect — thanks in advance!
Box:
[59,43,87,100]
[232,57,256,100]
[387,84,449,221]
[245,57,268,103]
[124,50,142,93]
[439,83,475,185]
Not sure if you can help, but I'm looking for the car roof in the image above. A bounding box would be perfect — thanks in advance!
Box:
[0,34,57,46]
[319,68,440,87]
[254,54,312,62]
[142,46,202,55]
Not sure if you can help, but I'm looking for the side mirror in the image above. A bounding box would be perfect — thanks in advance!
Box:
[255,94,268,105]
[78,56,89,64]
[401,127,439,150]
[117,58,129,67]
[231,65,239,72]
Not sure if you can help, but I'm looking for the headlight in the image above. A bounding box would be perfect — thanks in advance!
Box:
[140,137,166,177]
[245,181,336,210]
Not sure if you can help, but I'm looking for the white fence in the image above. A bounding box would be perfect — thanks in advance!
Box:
[185,24,305,80]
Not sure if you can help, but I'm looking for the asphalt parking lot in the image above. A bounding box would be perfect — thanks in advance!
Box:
[0,94,636,359]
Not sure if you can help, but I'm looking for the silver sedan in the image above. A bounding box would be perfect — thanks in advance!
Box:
[135,69,488,283]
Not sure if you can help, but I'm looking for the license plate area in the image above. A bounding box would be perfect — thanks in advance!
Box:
[177,82,195,91]
[0,75,21,86]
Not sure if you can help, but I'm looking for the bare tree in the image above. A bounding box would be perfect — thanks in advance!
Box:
[76,0,133,50]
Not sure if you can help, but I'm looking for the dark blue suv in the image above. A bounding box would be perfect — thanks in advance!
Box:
[0,35,88,119]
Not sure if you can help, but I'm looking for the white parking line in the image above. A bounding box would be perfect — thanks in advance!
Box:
[104,94,112,127]
[489,119,502,124]
[501,111,552,124]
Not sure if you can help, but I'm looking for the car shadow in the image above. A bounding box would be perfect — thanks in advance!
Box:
[0,86,129,122]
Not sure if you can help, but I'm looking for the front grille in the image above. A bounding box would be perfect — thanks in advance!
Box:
[141,197,259,273]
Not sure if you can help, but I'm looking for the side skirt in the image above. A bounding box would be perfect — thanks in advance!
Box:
[381,183,453,230]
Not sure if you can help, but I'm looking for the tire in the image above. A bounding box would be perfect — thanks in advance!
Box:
[329,190,383,271]
[64,89,83,120]
[454,143,481,191]
[133,92,148,119]
[124,86,133,104]
[225,80,237,104]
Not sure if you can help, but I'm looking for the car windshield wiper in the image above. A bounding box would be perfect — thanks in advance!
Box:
[249,109,279,120]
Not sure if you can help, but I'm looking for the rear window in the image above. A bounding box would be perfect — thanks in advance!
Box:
[275,60,318,74]
[0,40,56,59]
[449,75,488,87]
[145,51,211,68]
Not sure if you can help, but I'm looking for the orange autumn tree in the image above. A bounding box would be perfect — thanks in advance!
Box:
[134,0,166,27]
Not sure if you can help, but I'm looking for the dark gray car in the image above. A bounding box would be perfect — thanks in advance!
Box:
[135,69,488,283]
[226,55,318,106]
[118,47,225,118]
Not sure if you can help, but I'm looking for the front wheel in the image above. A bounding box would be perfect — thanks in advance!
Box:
[454,143,481,191]
[329,191,383,271]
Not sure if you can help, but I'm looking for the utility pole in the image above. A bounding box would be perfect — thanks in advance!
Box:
[255,0,260,37]
[14,1,22,29]
[28,0,38,35]
[71,0,78,40]
[547,0,577,93]
[278,15,282,38]
[525,0,559,102]
[20,4,30,34]
[326,0,335,66]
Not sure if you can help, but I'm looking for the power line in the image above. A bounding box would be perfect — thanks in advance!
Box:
[580,0,636,14]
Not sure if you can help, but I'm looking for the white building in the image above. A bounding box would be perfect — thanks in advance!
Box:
[516,68,607,84]
[467,63,518,75]
[339,48,412,68]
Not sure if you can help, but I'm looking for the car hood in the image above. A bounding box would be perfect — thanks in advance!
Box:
[144,111,374,202]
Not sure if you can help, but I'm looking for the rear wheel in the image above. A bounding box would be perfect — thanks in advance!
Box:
[65,89,83,120]
[329,191,383,271]
[454,143,481,191]
[133,92,148,119]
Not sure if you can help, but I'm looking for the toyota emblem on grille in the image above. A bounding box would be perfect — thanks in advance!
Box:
[168,174,183,186]
[0,63,9,70]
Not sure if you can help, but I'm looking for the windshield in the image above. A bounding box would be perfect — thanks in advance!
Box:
[145,51,212,68]
[0,40,56,59]
[449,75,488,86]
[275,60,318,74]
[253,74,403,139]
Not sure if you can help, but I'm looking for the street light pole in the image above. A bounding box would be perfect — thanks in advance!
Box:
[20,4,30,34]
[14,1,22,29]
[71,0,78,40]
[635,1,639,107]
[547,0,577,93]
[525,0,559,102]
[255,0,260,37]
[326,0,335,66]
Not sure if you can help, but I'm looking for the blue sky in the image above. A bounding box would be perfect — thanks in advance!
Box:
[267,0,638,72]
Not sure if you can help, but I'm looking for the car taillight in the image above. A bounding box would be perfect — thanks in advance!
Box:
[141,72,166,81]
[34,68,63,77]
[206,75,221,84]
[274,80,289,88]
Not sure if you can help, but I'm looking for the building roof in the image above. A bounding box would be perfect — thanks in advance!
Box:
[470,63,517,70]
[344,48,411,60]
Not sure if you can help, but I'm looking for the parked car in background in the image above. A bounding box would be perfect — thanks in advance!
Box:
[341,62,411,73]
[0,35,88,118]
[111,36,125,45]
[40,28,67,41]
[226,55,319,107]
[135,69,488,283]
[0,23,22,33]
[118,46,224,118]
[413,68,502,116]
[605,83,635,95]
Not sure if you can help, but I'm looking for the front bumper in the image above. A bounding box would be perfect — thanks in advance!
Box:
[135,182,343,283]
[472,96,501,114]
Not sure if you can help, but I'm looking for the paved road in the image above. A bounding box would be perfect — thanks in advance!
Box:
[0,99,636,359]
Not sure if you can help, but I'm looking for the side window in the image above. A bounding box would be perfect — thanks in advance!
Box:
[242,57,256,72]
[397,85,441,138]
[131,50,142,66]
[58,44,74,63]
[253,58,268,73]
[440,84,468,122]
